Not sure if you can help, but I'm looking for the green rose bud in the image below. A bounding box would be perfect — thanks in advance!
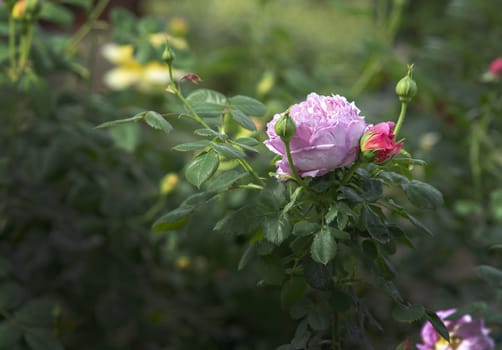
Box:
[162,43,176,65]
[395,64,417,103]
[274,112,296,143]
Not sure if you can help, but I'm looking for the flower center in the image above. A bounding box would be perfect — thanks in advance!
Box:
[434,336,462,350]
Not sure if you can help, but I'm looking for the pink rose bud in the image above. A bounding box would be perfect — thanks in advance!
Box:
[360,121,403,163]
[489,57,502,76]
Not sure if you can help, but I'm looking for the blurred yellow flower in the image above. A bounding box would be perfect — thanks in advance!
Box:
[175,256,190,270]
[148,33,188,50]
[160,173,179,195]
[101,38,186,91]
[256,70,275,96]
[169,17,189,37]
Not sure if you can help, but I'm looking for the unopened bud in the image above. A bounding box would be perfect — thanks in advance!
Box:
[395,64,417,103]
[162,43,175,65]
[274,113,296,143]
[11,0,41,21]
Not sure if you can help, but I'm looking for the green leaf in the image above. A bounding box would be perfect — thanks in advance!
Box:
[96,112,144,129]
[292,221,320,237]
[60,0,92,9]
[194,128,222,138]
[186,89,227,117]
[361,206,390,243]
[229,140,259,153]
[311,227,337,265]
[0,282,26,310]
[425,311,450,343]
[185,150,219,188]
[291,319,310,349]
[172,140,210,152]
[303,258,333,290]
[214,205,260,236]
[205,170,248,191]
[107,123,140,152]
[229,95,267,116]
[0,321,23,348]
[234,137,259,146]
[475,265,502,287]
[152,206,193,232]
[280,278,306,309]
[210,142,246,159]
[392,304,425,323]
[379,171,409,185]
[263,215,292,245]
[362,178,383,202]
[40,2,74,26]
[229,108,256,131]
[402,180,444,209]
[238,243,257,271]
[143,111,173,134]
[25,329,64,350]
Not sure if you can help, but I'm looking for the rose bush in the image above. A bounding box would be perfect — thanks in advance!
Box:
[264,93,367,177]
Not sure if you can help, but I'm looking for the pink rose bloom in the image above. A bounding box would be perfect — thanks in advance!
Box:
[489,57,502,76]
[360,121,403,163]
[417,309,494,350]
[264,93,367,177]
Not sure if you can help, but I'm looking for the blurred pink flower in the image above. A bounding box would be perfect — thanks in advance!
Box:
[360,121,403,163]
[417,309,494,350]
[489,57,502,76]
[264,93,367,177]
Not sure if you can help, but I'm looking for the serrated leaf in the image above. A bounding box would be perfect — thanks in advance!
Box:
[0,321,23,348]
[211,142,246,159]
[185,150,219,188]
[180,191,217,207]
[96,113,144,129]
[310,227,337,265]
[230,108,256,131]
[392,304,425,323]
[263,215,292,245]
[229,95,266,116]
[206,170,248,191]
[194,128,221,137]
[152,206,193,232]
[143,111,173,134]
[234,137,259,146]
[325,205,338,224]
[25,329,64,350]
[172,140,210,152]
[186,89,227,117]
[230,140,259,153]
[402,180,444,209]
[425,311,450,342]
